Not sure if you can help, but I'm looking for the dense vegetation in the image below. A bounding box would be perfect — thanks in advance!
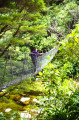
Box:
[0,0,79,119]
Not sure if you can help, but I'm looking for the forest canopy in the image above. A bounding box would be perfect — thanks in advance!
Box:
[0,0,79,119]
[0,0,79,56]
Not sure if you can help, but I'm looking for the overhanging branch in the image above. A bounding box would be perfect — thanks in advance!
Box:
[0,25,20,57]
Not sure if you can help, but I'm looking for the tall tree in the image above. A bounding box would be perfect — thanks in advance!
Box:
[0,0,46,56]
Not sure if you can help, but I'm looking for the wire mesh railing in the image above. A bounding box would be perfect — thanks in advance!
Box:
[0,46,59,90]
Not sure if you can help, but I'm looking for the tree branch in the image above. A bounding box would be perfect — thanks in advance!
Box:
[0,25,20,57]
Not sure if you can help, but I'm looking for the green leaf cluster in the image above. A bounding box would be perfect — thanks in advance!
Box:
[37,24,79,120]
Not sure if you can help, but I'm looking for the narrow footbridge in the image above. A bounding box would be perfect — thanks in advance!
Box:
[0,46,59,90]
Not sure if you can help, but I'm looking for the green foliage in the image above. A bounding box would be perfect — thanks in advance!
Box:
[0,0,79,119]
[37,61,79,119]
[47,0,79,39]
[0,0,47,56]
[38,89,79,120]
[0,0,78,56]
[58,24,79,78]
[36,24,79,120]
[0,111,20,120]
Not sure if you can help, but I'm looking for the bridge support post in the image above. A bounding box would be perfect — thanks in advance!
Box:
[2,60,7,84]
[10,51,14,80]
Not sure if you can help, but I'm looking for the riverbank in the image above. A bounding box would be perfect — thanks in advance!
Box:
[0,77,45,119]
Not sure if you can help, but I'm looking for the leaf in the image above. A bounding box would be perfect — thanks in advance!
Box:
[74,37,78,43]
[39,72,43,76]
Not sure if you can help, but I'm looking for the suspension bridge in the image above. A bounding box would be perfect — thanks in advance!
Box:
[0,46,59,90]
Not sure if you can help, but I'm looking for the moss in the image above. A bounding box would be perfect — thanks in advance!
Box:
[6,77,45,95]
[0,101,25,111]
[0,77,45,116]
[0,111,20,120]
[0,96,10,103]
[9,94,21,101]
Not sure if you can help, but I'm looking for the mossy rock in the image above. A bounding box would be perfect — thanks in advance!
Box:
[23,90,43,96]
[0,92,5,97]
[0,101,25,111]
[19,97,30,105]
[0,90,7,97]
[9,94,21,101]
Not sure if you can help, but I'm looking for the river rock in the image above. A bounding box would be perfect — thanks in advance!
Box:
[20,111,31,119]
[30,109,41,117]
[20,97,30,105]
[0,89,7,97]
[5,108,12,112]
[32,98,40,104]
